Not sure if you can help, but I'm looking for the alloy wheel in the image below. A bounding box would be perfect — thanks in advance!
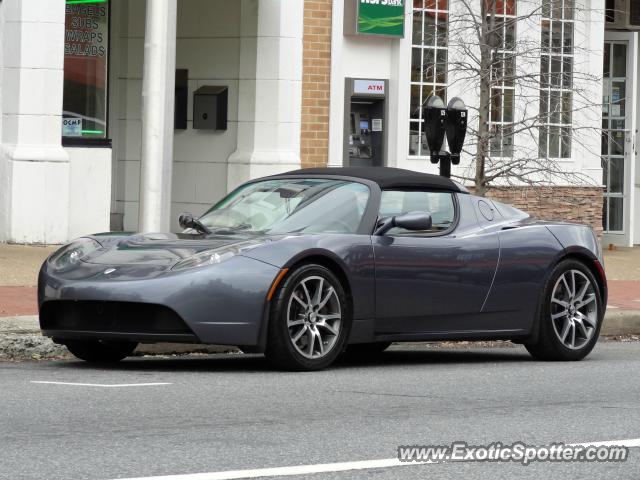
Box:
[286,275,342,359]
[550,269,598,350]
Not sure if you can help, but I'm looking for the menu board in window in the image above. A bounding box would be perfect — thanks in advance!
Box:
[63,0,109,140]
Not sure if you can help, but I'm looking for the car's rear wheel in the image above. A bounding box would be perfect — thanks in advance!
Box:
[345,342,392,356]
[64,339,138,363]
[266,264,349,371]
[526,259,603,361]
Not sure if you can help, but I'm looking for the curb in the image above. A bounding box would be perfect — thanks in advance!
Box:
[1,311,639,361]
[600,310,640,336]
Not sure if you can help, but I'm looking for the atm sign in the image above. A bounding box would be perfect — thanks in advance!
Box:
[353,79,385,95]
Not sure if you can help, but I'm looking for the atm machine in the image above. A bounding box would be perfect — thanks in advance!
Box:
[344,78,388,167]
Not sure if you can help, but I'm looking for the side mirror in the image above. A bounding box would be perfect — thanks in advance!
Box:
[178,212,211,234]
[374,211,433,236]
[178,212,195,230]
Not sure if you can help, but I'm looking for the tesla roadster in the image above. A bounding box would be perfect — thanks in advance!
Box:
[38,167,606,370]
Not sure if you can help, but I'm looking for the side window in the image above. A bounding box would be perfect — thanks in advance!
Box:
[379,190,456,235]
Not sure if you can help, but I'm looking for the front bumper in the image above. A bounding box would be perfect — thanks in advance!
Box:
[38,255,280,346]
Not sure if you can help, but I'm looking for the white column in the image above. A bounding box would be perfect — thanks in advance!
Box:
[227,0,304,190]
[138,0,177,232]
[0,0,69,244]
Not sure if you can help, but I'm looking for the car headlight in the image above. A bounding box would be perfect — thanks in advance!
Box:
[171,241,263,271]
[48,238,102,270]
[171,242,262,270]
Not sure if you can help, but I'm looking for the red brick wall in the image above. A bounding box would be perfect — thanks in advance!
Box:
[301,0,332,168]
[481,186,604,236]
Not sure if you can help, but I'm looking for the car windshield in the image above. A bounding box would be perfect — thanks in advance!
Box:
[198,178,370,235]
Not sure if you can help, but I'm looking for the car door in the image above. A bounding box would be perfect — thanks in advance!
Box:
[372,190,499,335]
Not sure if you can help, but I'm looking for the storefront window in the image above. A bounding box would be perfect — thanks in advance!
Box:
[62,0,109,141]
[539,0,573,158]
[409,0,448,157]
[486,0,516,158]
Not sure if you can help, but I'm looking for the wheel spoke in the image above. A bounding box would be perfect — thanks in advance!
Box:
[288,319,305,327]
[292,325,307,343]
[315,329,325,356]
[570,322,576,348]
[575,281,589,303]
[576,311,596,328]
[317,321,339,336]
[317,287,335,311]
[552,298,569,308]
[561,274,572,299]
[313,278,324,306]
[301,282,313,306]
[570,271,577,298]
[551,310,568,320]
[576,318,590,338]
[318,313,340,322]
[292,293,308,309]
[576,295,595,309]
[306,328,315,356]
[559,320,571,343]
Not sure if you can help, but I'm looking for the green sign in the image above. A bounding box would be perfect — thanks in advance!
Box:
[357,0,405,37]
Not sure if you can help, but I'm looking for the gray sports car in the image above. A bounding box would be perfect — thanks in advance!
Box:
[38,167,607,370]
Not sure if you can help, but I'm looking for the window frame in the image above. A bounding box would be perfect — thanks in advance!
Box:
[486,0,517,158]
[377,188,460,237]
[62,0,112,148]
[408,0,450,158]
[538,0,574,160]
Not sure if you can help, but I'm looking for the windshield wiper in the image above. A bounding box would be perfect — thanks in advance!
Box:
[210,223,255,235]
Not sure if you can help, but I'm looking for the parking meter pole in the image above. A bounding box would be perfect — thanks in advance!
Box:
[439,157,451,178]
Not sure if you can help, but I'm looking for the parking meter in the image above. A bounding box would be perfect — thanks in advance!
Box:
[423,95,447,164]
[446,97,467,165]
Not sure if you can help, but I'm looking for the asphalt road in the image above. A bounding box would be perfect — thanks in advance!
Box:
[1,341,639,480]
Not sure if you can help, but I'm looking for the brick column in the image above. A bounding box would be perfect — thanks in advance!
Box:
[300,0,332,168]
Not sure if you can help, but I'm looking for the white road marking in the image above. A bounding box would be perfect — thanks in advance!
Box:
[112,438,640,480]
[31,381,171,388]
[570,438,640,448]
[607,305,620,309]
[114,458,429,480]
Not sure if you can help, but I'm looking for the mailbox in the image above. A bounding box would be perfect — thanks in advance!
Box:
[193,86,228,130]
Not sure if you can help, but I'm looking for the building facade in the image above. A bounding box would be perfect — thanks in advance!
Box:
[0,0,637,246]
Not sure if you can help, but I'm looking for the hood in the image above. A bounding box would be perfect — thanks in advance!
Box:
[83,232,272,266]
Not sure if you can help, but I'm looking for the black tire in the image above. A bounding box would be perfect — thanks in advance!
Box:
[64,339,138,363]
[345,342,392,356]
[265,264,350,371]
[525,259,603,361]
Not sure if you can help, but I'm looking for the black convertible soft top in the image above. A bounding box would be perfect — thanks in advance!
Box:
[278,167,468,193]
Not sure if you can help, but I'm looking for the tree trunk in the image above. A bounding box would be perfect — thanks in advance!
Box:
[475,2,494,197]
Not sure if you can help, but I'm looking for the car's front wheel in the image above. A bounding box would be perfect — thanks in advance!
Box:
[266,264,349,371]
[64,339,138,363]
[526,259,603,361]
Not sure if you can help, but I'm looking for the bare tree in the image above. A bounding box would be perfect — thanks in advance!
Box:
[441,0,603,196]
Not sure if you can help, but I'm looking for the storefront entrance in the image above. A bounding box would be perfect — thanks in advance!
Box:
[602,32,638,247]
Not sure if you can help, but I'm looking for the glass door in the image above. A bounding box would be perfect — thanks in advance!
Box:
[602,41,628,234]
